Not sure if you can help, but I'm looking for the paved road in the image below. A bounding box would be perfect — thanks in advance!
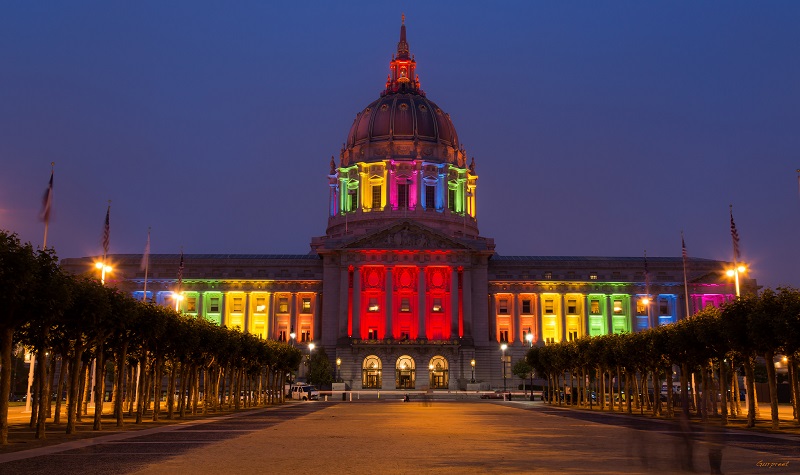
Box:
[1,400,797,474]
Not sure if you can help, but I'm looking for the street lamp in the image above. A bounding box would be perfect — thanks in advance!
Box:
[500,343,508,392]
[336,357,342,382]
[173,292,184,312]
[526,331,534,348]
[289,330,296,348]
[429,363,434,388]
[470,358,476,383]
[726,265,747,297]
[307,343,315,383]
[94,261,113,286]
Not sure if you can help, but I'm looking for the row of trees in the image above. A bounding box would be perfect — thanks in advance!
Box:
[0,230,303,445]
[526,287,800,429]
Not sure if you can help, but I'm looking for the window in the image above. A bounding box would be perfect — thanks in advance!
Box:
[659,300,669,315]
[568,331,578,342]
[522,299,531,314]
[544,271,553,280]
[499,299,509,314]
[400,298,411,312]
[589,272,598,280]
[209,297,220,313]
[637,300,648,315]
[544,300,554,314]
[613,300,623,315]
[278,330,287,342]
[301,330,311,342]
[448,188,456,212]
[432,298,443,312]
[302,298,312,313]
[499,329,509,342]
[567,300,577,314]
[186,297,197,312]
[372,185,381,209]
[232,298,243,313]
[255,297,266,313]
[368,298,379,312]
[545,337,555,345]
[398,183,409,209]
[590,300,600,315]
[425,185,435,210]
[349,189,358,210]
[368,328,378,340]
[278,297,289,313]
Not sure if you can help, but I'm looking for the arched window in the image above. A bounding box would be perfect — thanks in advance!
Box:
[395,355,416,389]
[428,356,449,389]
[362,355,382,389]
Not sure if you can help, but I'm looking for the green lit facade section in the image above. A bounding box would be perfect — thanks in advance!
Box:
[182,291,199,317]
[610,294,631,334]
[202,291,223,325]
[339,165,359,214]
[447,165,467,214]
[587,293,607,336]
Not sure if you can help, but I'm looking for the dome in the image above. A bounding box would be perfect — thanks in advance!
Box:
[346,94,459,151]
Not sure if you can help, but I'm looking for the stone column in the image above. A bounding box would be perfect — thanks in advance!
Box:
[489,295,497,342]
[513,291,521,345]
[385,267,394,339]
[450,267,459,339]
[290,293,297,336]
[353,267,361,339]
[605,295,613,335]
[418,267,426,339]
[560,294,567,343]
[313,292,322,342]
[267,293,275,339]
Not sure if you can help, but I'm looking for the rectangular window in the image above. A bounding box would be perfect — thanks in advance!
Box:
[209,297,220,313]
[400,298,411,312]
[232,298,243,313]
[278,297,289,313]
[636,300,647,315]
[186,297,197,312]
[589,272,598,280]
[499,329,509,342]
[590,300,600,315]
[368,328,378,340]
[368,298,379,312]
[302,298,312,313]
[544,271,553,280]
[398,183,409,209]
[545,337,555,345]
[544,300,554,314]
[659,300,669,315]
[349,189,358,210]
[301,330,311,342]
[399,331,410,340]
[425,185,435,210]
[255,297,266,313]
[499,298,509,314]
[372,185,381,209]
[278,330,287,342]
[448,188,456,211]
[568,331,578,342]
[432,298,443,312]
[522,299,531,314]
[613,300,623,315]
[567,300,577,314]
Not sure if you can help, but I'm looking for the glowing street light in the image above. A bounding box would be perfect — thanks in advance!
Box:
[470,358,476,383]
[94,261,113,285]
[336,357,342,382]
[500,343,508,392]
[526,331,534,348]
[726,264,747,297]
[173,292,184,312]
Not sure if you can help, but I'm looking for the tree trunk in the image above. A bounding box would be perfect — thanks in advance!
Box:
[680,363,690,419]
[76,358,88,423]
[46,354,57,419]
[114,340,128,427]
[30,356,40,428]
[167,361,177,419]
[790,355,799,423]
[765,350,779,429]
[744,356,757,428]
[93,342,106,431]
[66,344,85,435]
[700,364,709,422]
[625,370,632,414]
[53,352,69,424]
[135,355,147,424]
[719,358,728,425]
[0,327,15,444]
[666,365,674,419]
[35,348,50,438]
[732,361,741,417]
[152,354,163,422]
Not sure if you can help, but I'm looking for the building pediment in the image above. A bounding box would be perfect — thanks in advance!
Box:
[340,220,474,251]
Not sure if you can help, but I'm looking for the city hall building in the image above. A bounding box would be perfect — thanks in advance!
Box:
[62,20,750,391]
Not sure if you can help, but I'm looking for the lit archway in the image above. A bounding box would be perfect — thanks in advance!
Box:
[395,355,416,389]
[428,355,449,389]
[362,355,382,389]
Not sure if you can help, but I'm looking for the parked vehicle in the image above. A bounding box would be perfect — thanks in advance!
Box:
[480,390,510,400]
[289,384,319,401]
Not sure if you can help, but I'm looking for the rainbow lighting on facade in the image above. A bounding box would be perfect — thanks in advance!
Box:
[61,17,754,392]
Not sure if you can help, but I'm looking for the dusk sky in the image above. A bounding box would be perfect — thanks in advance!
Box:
[2,1,798,289]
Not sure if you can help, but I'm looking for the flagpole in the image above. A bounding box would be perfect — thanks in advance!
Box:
[42,162,54,249]
[681,231,691,319]
[730,204,741,297]
[142,227,151,303]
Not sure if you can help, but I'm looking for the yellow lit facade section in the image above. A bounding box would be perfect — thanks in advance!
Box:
[225,291,246,330]
[564,293,584,341]
[249,291,270,338]
[363,163,388,211]
[541,293,561,344]
[494,293,513,343]
[466,173,477,218]
[274,292,291,342]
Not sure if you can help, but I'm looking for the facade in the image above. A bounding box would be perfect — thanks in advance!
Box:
[62,20,753,391]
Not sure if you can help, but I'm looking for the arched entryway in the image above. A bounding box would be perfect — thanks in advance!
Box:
[428,355,449,389]
[395,355,416,389]
[362,355,382,389]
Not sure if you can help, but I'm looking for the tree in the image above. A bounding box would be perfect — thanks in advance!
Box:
[307,347,333,388]
[512,359,533,397]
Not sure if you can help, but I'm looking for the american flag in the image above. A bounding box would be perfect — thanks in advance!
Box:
[177,249,184,286]
[681,232,688,261]
[102,204,110,257]
[730,205,741,262]
[40,169,54,223]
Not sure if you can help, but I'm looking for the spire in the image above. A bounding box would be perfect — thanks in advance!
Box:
[329,156,336,175]
[383,15,422,96]
[397,13,409,59]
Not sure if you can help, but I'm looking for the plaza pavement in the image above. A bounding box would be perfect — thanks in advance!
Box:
[1,397,798,474]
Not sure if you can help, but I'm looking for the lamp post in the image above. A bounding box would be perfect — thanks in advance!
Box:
[173,292,184,312]
[726,265,747,297]
[336,357,342,382]
[307,343,315,383]
[500,343,508,392]
[289,330,296,347]
[470,359,476,383]
[526,332,534,348]
[429,363,434,389]
[94,261,113,286]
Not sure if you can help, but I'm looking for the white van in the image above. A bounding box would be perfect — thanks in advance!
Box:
[290,384,320,401]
